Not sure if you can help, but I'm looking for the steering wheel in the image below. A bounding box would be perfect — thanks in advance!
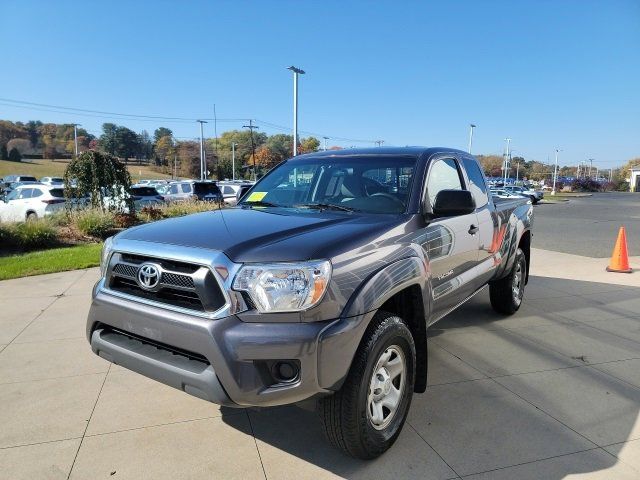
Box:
[369,192,406,208]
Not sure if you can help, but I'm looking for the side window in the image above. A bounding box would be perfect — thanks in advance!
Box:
[426,158,463,206]
[169,184,178,194]
[223,186,234,195]
[462,158,488,207]
[31,189,43,198]
[181,183,192,193]
[5,189,20,201]
[18,189,33,199]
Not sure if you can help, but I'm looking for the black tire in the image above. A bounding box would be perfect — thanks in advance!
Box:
[530,195,538,204]
[318,311,416,459]
[490,247,526,315]
[26,211,37,221]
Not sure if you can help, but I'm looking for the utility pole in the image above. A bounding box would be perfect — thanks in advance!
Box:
[287,66,305,156]
[231,142,237,181]
[375,140,384,147]
[72,123,81,157]
[503,138,511,185]
[323,136,329,151]
[552,148,561,195]
[173,155,177,179]
[588,158,594,179]
[468,124,476,154]
[609,168,613,182]
[243,120,259,181]
[516,162,520,182]
[196,120,208,181]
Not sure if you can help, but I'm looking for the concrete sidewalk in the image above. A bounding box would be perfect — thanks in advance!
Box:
[0,249,639,479]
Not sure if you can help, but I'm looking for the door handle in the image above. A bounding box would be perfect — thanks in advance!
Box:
[468,224,479,235]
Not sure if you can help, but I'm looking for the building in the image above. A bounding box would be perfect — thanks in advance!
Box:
[631,168,640,192]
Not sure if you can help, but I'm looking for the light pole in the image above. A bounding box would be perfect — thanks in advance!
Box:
[196,120,208,181]
[588,158,594,179]
[552,148,561,195]
[503,138,511,185]
[72,123,81,157]
[231,142,237,181]
[323,136,329,151]
[287,66,305,156]
[468,124,476,153]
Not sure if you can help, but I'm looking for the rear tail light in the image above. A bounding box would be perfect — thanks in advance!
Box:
[42,199,65,204]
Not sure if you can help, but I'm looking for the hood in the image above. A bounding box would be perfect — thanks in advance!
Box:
[118,207,405,263]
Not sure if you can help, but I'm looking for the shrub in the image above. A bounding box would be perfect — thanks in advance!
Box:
[113,213,138,229]
[0,221,58,250]
[571,178,601,192]
[72,209,116,238]
[0,144,7,160]
[159,200,220,218]
[139,206,164,222]
[8,147,22,162]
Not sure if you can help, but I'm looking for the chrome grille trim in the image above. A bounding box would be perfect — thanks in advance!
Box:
[100,240,248,319]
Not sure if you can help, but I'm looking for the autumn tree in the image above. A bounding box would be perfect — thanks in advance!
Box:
[299,136,320,154]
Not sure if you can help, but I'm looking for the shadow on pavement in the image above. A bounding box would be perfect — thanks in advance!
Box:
[222,276,640,479]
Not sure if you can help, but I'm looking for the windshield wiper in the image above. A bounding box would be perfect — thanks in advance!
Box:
[241,200,280,208]
[294,202,357,212]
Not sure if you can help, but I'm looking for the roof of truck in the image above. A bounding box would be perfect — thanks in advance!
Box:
[290,146,470,161]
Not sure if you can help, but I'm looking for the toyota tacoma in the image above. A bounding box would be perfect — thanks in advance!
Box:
[87,147,533,459]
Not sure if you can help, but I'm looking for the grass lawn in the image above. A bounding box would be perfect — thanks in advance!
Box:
[0,158,173,182]
[0,243,102,281]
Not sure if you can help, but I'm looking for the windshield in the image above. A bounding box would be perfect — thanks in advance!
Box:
[193,183,221,195]
[131,187,159,196]
[240,155,417,214]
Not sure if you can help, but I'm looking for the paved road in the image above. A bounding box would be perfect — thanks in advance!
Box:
[533,192,640,258]
[1,253,640,479]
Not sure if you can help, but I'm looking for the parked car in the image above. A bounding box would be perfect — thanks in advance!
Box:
[1,175,38,195]
[87,147,533,459]
[40,176,64,186]
[103,186,164,213]
[0,184,67,221]
[503,185,543,204]
[218,181,254,205]
[162,180,223,203]
[490,188,529,200]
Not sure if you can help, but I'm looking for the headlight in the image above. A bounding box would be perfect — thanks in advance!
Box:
[232,260,331,313]
[100,236,114,276]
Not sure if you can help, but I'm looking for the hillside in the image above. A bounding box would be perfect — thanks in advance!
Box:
[0,159,173,182]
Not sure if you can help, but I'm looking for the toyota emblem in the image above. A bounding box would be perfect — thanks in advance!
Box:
[137,263,161,290]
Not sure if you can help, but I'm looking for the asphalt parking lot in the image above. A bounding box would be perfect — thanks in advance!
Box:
[533,192,640,257]
[1,248,640,479]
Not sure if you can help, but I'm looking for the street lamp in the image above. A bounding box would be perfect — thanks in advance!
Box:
[468,124,476,154]
[72,123,81,157]
[551,148,562,195]
[503,138,511,185]
[231,142,237,181]
[323,136,329,151]
[287,66,305,156]
[196,120,208,181]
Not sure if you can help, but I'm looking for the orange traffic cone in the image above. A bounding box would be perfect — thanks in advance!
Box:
[606,226,632,273]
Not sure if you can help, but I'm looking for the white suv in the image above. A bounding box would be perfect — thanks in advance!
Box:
[0,184,67,222]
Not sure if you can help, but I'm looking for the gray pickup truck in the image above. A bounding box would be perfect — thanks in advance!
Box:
[87,147,533,459]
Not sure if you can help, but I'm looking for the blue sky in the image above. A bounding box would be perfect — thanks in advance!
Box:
[1,0,638,168]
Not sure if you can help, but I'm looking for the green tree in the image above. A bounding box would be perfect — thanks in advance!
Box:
[299,136,320,154]
[153,127,173,143]
[64,150,132,212]
[154,135,175,166]
[0,144,8,160]
[266,134,292,161]
[8,147,21,162]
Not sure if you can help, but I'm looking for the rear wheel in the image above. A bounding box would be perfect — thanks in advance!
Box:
[318,311,415,459]
[26,211,37,221]
[490,247,526,314]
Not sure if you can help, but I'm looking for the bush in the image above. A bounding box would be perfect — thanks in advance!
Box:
[114,213,138,229]
[8,147,22,162]
[159,200,220,218]
[0,220,58,250]
[571,178,601,192]
[139,206,164,222]
[72,209,116,238]
[0,144,7,160]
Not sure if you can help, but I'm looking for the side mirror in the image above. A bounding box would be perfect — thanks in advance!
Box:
[432,189,476,217]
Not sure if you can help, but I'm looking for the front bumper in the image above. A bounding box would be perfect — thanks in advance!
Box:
[87,283,366,407]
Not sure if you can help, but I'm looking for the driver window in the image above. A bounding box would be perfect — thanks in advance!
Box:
[426,158,463,206]
[18,189,33,199]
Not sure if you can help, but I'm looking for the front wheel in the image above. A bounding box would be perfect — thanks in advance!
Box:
[490,247,526,314]
[318,311,415,459]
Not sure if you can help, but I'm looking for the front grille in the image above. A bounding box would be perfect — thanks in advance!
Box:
[107,253,226,314]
